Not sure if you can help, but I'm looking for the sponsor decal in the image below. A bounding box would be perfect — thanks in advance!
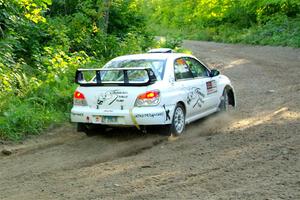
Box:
[135,112,164,118]
[187,87,205,108]
[163,105,171,121]
[71,112,84,116]
[206,80,217,95]
[97,90,128,106]
[176,58,186,65]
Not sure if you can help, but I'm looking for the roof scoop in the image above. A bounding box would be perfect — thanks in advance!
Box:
[147,48,174,53]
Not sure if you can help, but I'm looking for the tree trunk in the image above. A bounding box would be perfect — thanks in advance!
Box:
[103,0,111,34]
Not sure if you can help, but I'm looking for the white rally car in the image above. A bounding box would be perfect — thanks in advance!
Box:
[71,48,235,136]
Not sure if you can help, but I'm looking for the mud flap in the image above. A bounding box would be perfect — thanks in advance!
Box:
[129,108,140,130]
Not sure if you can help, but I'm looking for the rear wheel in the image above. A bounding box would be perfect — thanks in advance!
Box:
[159,104,186,136]
[77,123,106,136]
[171,104,186,136]
[77,123,86,132]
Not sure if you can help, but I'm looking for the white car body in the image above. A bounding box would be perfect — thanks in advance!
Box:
[71,51,235,134]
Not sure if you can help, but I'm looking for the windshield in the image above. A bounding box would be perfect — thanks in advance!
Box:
[103,59,166,80]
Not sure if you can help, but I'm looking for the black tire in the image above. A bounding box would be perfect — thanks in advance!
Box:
[77,123,87,132]
[171,104,186,136]
[77,123,106,137]
[219,87,230,111]
[157,124,172,136]
[158,104,186,137]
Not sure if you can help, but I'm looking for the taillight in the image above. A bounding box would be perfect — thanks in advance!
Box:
[74,91,85,99]
[73,91,87,106]
[135,90,160,107]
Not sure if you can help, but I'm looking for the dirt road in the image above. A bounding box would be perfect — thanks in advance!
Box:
[1,41,299,200]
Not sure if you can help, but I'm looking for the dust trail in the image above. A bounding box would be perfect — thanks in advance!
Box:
[187,111,239,138]
[64,136,165,170]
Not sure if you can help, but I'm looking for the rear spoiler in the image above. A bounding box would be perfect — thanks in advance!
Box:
[75,67,157,87]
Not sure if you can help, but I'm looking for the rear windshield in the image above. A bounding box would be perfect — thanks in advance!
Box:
[103,59,166,80]
[100,69,150,83]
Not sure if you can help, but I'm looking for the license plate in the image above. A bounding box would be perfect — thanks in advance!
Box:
[93,115,102,123]
[102,116,118,123]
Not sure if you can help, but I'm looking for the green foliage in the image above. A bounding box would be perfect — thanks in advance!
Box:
[4,0,298,140]
[141,0,300,47]
[108,0,145,35]
[0,0,155,140]
[154,36,192,54]
[0,97,65,140]
[158,37,183,49]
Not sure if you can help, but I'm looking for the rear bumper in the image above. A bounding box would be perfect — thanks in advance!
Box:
[71,106,171,126]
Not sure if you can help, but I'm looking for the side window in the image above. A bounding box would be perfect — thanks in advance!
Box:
[185,57,209,77]
[174,58,194,80]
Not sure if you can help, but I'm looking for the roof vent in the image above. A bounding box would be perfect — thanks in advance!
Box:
[147,48,174,53]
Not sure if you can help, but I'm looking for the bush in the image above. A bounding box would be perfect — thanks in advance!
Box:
[0,0,155,140]
[142,0,300,48]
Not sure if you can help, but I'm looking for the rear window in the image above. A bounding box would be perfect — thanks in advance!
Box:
[103,59,166,80]
[101,69,149,83]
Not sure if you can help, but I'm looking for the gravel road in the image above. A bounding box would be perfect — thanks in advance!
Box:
[1,41,299,200]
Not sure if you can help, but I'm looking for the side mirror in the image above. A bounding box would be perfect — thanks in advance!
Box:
[210,69,220,77]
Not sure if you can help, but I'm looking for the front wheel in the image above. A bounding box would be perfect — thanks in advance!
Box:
[219,88,231,111]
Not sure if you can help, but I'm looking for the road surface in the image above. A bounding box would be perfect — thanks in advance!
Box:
[1,41,299,199]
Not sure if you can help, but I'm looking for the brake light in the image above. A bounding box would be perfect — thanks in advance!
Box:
[74,91,85,99]
[138,91,159,99]
[135,90,160,107]
[73,91,87,106]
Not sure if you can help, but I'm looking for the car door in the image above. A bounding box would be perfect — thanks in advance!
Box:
[184,57,219,112]
[172,57,199,118]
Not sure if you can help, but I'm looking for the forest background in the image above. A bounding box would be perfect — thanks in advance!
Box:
[0,0,299,140]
